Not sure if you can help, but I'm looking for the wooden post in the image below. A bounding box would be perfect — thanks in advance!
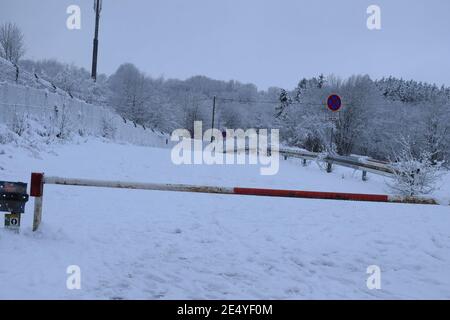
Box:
[211,96,216,142]
[362,171,368,181]
[14,64,19,83]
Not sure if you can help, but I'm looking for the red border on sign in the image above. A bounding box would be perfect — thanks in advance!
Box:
[327,94,342,112]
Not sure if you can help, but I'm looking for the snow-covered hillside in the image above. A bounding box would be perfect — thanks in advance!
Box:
[0,57,170,148]
[0,81,170,148]
[1,139,449,299]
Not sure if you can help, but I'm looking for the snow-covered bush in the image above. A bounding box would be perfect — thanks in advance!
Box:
[78,128,86,137]
[0,118,53,150]
[0,123,17,144]
[388,139,443,196]
[101,116,117,139]
[53,104,72,140]
[315,151,332,172]
[9,112,28,136]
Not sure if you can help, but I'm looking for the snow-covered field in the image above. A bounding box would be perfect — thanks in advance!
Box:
[0,139,449,299]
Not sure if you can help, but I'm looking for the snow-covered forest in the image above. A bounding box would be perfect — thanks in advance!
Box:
[16,57,450,165]
[1,19,447,164]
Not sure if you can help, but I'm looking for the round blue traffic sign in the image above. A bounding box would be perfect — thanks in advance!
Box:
[327,94,342,112]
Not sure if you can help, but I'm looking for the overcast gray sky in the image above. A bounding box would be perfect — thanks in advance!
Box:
[1,0,449,90]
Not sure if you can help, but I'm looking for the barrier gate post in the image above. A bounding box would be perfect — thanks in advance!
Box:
[30,173,44,232]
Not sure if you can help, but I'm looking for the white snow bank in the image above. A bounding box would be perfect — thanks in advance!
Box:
[0,139,449,299]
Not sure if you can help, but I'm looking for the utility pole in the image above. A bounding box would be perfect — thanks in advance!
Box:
[211,96,216,142]
[91,0,102,81]
[330,126,334,152]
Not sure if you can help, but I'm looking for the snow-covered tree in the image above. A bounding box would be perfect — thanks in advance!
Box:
[420,102,450,165]
[332,75,375,155]
[108,63,150,125]
[388,137,443,196]
[0,22,25,64]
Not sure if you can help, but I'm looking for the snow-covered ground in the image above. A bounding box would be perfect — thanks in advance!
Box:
[0,139,449,299]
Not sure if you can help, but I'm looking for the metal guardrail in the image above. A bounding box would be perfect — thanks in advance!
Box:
[228,146,395,179]
[279,149,395,179]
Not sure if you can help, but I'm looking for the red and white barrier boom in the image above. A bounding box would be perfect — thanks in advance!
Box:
[30,173,442,232]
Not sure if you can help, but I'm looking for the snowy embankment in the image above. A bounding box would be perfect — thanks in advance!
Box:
[0,139,449,299]
[0,56,170,148]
